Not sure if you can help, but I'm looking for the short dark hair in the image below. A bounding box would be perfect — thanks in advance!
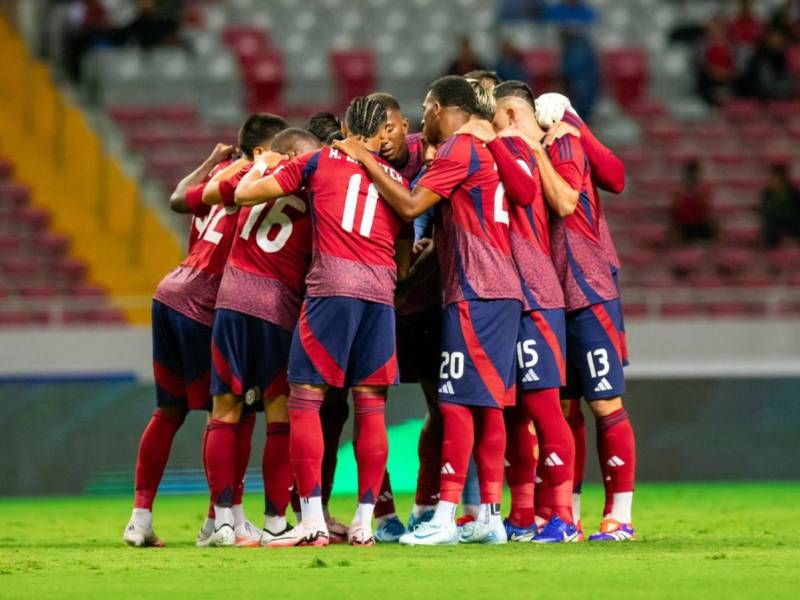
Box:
[238,113,289,159]
[464,70,501,86]
[306,112,341,143]
[493,80,535,109]
[271,127,322,155]
[367,92,401,112]
[427,75,478,115]
[345,96,388,138]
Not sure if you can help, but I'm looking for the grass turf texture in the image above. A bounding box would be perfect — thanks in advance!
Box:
[1,483,798,599]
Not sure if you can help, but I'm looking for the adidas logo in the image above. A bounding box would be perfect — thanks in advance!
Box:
[544,452,564,467]
[535,475,543,484]
[607,455,626,467]
[378,491,393,502]
[438,381,455,395]
[521,368,539,383]
[593,377,613,392]
[441,462,456,475]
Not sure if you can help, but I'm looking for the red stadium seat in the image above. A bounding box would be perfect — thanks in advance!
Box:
[519,48,560,95]
[622,302,648,318]
[660,303,701,318]
[107,105,149,130]
[715,248,755,272]
[706,301,766,317]
[719,222,761,246]
[722,99,762,121]
[767,100,800,120]
[668,247,708,273]
[730,273,775,288]
[642,120,681,145]
[766,247,800,272]
[621,98,666,120]
[630,223,668,248]
[244,50,287,114]
[222,25,270,57]
[687,273,727,288]
[330,49,377,113]
[153,104,198,125]
[603,48,648,109]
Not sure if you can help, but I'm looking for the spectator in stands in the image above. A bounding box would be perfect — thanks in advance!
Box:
[63,0,111,81]
[761,162,800,248]
[545,0,597,28]
[671,160,715,243]
[729,0,763,49]
[738,24,794,100]
[697,16,736,106]
[560,28,599,121]
[496,0,544,23]
[447,36,485,76]
[494,39,530,84]
[116,0,181,50]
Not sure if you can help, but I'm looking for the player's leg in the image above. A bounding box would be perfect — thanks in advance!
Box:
[562,396,586,535]
[268,297,357,547]
[261,386,293,542]
[503,404,538,541]
[124,300,201,547]
[320,387,350,542]
[345,300,398,545]
[459,459,481,523]
[570,300,636,541]
[408,378,441,530]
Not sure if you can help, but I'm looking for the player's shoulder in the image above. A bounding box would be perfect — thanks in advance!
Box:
[373,153,407,186]
[406,132,424,149]
[550,133,583,162]
[435,133,473,160]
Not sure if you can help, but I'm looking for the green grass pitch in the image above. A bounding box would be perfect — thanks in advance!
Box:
[1,483,798,599]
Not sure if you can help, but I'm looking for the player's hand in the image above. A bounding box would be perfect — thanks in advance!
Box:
[256,151,289,170]
[332,136,370,163]
[534,92,573,130]
[413,237,433,256]
[543,121,581,147]
[207,143,235,165]
[455,119,496,143]
[499,123,543,152]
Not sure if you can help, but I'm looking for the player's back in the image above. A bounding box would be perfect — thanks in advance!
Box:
[547,134,618,310]
[417,134,522,306]
[274,146,406,306]
[498,136,564,311]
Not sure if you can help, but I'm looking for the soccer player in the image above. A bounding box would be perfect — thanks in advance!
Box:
[366,92,440,542]
[457,80,580,543]
[306,111,343,145]
[532,93,636,541]
[200,126,318,547]
[334,76,523,546]
[122,142,235,547]
[236,96,407,547]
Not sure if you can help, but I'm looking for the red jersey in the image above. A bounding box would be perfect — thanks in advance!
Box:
[214,164,312,332]
[398,133,427,183]
[487,136,564,311]
[154,199,239,326]
[416,134,522,306]
[548,134,619,311]
[273,147,406,306]
[184,159,232,251]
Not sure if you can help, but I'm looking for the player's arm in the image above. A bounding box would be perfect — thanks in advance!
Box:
[169,143,234,213]
[202,159,251,205]
[395,236,413,283]
[487,138,536,207]
[545,120,625,194]
[234,153,296,207]
[516,133,579,217]
[333,137,441,222]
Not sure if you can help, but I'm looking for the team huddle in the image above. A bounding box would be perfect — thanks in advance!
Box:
[123,72,637,548]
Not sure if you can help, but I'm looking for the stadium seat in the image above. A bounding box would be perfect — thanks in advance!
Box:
[243,50,287,114]
[330,49,377,112]
[603,48,648,109]
[706,301,766,317]
[722,99,761,122]
[660,303,702,318]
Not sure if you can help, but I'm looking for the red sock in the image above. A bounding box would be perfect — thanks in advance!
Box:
[596,408,636,515]
[438,402,474,504]
[523,389,574,523]
[566,400,586,496]
[134,409,185,510]
[415,416,442,506]
[475,407,505,504]
[233,413,255,506]
[534,480,553,522]
[503,405,536,528]
[290,485,300,514]
[320,388,349,504]
[287,385,325,498]
[374,472,396,518]
[263,422,291,516]
[351,390,388,505]
[204,419,238,507]
[201,425,214,519]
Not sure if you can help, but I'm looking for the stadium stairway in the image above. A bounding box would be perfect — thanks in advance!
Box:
[0,17,183,325]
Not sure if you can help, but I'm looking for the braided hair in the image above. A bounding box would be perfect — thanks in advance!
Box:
[345,96,388,138]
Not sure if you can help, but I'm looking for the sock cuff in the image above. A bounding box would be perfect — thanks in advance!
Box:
[267,422,290,434]
[352,390,385,414]
[596,408,629,430]
[152,409,186,425]
[288,384,325,411]
[206,418,238,431]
